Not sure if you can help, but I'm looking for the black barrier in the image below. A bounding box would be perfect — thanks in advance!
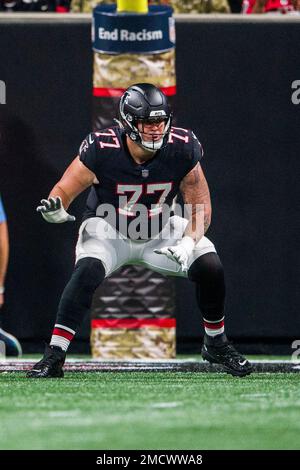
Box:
[174,18,300,352]
[0,19,93,350]
[0,16,300,353]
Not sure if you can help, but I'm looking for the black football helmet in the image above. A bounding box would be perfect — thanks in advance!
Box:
[118,83,172,151]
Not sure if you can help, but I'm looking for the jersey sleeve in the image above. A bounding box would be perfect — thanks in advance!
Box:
[191,130,204,165]
[0,197,7,223]
[78,133,97,173]
[183,130,204,174]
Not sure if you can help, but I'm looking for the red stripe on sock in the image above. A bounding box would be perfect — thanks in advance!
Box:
[204,320,224,330]
[53,328,74,341]
[56,6,69,12]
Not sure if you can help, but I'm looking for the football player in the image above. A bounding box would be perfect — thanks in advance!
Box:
[27,83,252,378]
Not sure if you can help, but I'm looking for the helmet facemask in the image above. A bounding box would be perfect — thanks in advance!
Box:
[134,115,172,151]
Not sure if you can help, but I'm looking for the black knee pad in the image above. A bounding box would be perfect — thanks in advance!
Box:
[188,252,225,320]
[74,257,106,292]
[56,257,106,331]
[188,252,224,285]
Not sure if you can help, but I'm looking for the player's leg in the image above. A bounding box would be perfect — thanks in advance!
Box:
[142,215,252,377]
[26,256,106,378]
[141,215,214,277]
[188,251,252,377]
[188,251,225,338]
[26,218,130,378]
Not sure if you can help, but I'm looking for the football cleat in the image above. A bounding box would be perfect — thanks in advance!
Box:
[201,333,253,377]
[26,344,66,378]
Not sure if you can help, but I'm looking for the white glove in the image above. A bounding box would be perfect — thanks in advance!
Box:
[36,196,75,223]
[154,236,195,272]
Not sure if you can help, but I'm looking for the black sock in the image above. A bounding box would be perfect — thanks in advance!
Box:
[50,257,105,351]
[188,252,226,337]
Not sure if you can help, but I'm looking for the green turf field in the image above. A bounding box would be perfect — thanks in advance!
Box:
[0,371,300,450]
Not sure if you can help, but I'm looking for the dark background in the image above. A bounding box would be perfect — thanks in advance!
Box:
[0,17,300,354]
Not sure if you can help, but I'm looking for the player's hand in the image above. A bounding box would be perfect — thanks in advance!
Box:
[0,293,4,309]
[36,196,76,223]
[154,236,195,272]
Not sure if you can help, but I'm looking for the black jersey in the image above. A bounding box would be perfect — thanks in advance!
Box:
[79,126,203,240]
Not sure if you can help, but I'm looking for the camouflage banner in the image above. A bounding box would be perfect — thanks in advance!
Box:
[151,0,230,13]
[93,50,175,90]
[71,0,114,14]
[72,0,230,14]
[91,327,176,359]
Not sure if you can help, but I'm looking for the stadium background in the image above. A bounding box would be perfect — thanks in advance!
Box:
[0,13,300,355]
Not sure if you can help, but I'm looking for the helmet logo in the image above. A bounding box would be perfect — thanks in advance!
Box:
[149,110,166,117]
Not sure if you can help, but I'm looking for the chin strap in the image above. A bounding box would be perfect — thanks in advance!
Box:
[140,137,164,151]
[113,118,123,128]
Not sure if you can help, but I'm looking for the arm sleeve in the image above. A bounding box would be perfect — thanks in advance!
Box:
[0,197,6,224]
[79,134,97,173]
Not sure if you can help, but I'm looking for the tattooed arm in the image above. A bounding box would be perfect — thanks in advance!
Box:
[179,162,212,244]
